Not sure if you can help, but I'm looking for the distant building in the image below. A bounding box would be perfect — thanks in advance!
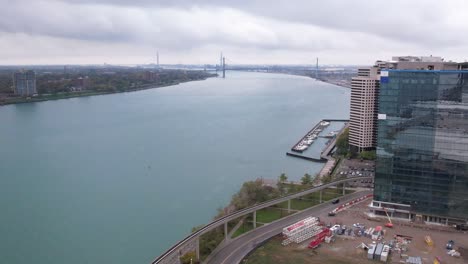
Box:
[143,71,159,81]
[349,56,459,153]
[13,70,37,96]
[74,76,90,90]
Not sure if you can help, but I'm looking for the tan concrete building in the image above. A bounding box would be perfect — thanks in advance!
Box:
[349,67,380,153]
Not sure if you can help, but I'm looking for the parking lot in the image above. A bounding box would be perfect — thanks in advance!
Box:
[335,158,375,187]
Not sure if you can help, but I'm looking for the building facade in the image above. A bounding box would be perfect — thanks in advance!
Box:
[370,69,468,224]
[349,67,380,153]
[349,56,459,154]
[13,70,37,96]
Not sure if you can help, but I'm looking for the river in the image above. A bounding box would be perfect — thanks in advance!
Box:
[0,71,349,264]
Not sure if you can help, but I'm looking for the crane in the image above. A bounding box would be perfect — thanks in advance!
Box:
[383,208,393,228]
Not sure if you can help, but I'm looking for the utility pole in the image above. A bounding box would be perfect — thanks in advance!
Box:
[222,57,226,78]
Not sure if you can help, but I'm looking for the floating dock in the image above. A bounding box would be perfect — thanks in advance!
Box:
[286,152,327,163]
[291,120,331,153]
[286,120,349,169]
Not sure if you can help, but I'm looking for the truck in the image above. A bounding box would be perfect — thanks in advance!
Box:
[308,228,331,249]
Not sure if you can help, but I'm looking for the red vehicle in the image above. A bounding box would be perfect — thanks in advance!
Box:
[308,228,331,249]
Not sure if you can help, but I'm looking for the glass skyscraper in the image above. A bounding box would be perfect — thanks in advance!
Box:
[372,70,468,224]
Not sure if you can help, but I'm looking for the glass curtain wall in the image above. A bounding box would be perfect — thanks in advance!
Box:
[375,70,468,219]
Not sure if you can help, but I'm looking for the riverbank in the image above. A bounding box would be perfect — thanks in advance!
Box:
[0,75,216,106]
[319,79,351,89]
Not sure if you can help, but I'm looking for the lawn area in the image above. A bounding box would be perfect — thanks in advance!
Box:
[275,188,355,211]
[256,208,292,223]
[232,221,254,238]
[276,198,318,210]
[231,221,266,238]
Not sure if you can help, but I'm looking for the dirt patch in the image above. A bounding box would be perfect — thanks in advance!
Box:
[245,200,468,264]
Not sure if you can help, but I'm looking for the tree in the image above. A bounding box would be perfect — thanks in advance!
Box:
[359,150,376,160]
[321,174,333,184]
[336,128,349,156]
[279,173,288,183]
[180,251,198,264]
[277,173,288,195]
[288,181,298,193]
[301,173,313,185]
[231,180,280,210]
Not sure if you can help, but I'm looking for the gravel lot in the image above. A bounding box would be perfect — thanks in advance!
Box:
[245,197,468,264]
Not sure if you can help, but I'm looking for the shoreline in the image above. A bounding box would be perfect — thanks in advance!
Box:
[0,76,216,106]
[246,70,351,89]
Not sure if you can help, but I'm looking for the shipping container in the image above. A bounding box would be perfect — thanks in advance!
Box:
[380,245,390,262]
[367,244,376,259]
[375,243,384,259]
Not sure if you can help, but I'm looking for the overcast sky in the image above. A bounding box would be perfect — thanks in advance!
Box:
[1,0,467,65]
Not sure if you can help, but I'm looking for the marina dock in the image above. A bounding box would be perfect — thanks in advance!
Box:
[290,120,331,153]
[286,120,349,179]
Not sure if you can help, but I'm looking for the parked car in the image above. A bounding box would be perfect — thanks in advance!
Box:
[332,199,340,204]
[328,211,336,216]
[353,223,365,229]
[446,240,455,250]
[330,225,341,233]
[338,225,347,235]
[455,224,468,230]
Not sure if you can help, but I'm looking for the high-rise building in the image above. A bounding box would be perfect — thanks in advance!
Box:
[349,56,459,153]
[73,76,90,90]
[349,66,381,153]
[370,68,468,225]
[13,70,37,96]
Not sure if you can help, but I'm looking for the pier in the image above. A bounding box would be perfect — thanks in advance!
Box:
[286,119,349,179]
[290,120,331,153]
[286,152,327,163]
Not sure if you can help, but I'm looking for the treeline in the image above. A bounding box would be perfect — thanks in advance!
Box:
[335,128,376,160]
[0,68,216,95]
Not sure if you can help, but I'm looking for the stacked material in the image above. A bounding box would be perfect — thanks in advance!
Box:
[447,249,461,257]
[282,217,323,246]
[406,256,422,264]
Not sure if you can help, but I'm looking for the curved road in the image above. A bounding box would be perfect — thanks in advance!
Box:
[207,190,372,264]
[151,177,372,264]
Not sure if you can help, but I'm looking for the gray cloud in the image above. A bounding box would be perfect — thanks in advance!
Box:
[0,0,467,64]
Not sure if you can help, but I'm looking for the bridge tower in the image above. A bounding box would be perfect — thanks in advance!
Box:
[315,57,319,80]
[220,52,223,73]
[222,57,226,78]
[156,51,159,68]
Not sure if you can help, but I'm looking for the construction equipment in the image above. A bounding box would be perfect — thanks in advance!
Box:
[308,228,331,249]
[425,235,434,246]
[383,208,393,228]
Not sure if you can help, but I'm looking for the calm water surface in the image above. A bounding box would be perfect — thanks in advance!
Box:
[0,71,349,264]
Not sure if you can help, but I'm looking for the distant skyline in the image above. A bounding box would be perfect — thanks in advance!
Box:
[1,0,467,65]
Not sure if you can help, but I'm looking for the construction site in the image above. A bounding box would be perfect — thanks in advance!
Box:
[243,197,468,264]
